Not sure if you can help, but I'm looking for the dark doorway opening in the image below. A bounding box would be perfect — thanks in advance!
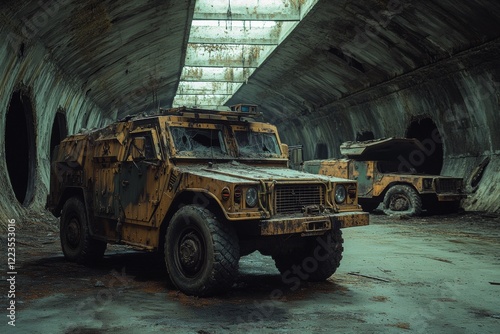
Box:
[356,131,375,142]
[315,143,328,159]
[50,110,68,159]
[406,117,443,175]
[5,90,37,205]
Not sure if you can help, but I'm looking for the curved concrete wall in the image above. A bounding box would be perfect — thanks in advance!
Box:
[279,43,500,213]
[1,0,499,235]
[0,26,110,230]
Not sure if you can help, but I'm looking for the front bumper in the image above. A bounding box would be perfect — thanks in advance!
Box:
[260,211,369,236]
[436,194,467,202]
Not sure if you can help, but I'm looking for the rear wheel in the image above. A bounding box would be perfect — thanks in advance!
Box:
[383,185,422,216]
[273,229,343,282]
[60,197,106,264]
[165,205,239,296]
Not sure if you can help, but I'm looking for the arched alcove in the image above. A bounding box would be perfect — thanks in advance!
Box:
[50,110,68,159]
[4,90,37,205]
[406,117,443,175]
[356,131,375,142]
[314,143,328,159]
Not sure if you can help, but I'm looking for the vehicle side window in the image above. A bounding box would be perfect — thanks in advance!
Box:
[128,134,157,161]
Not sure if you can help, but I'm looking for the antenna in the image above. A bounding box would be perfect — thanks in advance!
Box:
[210,127,215,168]
[210,126,215,165]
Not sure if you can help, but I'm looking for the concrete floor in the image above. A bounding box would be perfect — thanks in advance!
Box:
[4,212,500,333]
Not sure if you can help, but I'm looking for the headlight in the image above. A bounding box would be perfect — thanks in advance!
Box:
[221,187,231,201]
[335,185,346,204]
[234,187,242,203]
[423,179,433,189]
[245,187,258,207]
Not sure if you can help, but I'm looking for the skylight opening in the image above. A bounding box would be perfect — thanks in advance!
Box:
[173,0,319,108]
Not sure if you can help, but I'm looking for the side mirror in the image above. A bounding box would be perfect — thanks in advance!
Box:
[129,137,146,161]
[281,143,289,159]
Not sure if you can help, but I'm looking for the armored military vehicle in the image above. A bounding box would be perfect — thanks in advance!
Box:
[303,137,466,216]
[47,105,369,296]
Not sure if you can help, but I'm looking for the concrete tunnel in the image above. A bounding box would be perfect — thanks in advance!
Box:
[0,0,499,230]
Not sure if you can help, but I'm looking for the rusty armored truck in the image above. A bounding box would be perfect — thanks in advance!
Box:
[303,138,466,216]
[47,105,369,296]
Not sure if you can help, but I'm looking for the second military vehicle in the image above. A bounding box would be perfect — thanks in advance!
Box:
[303,137,466,216]
[47,105,369,296]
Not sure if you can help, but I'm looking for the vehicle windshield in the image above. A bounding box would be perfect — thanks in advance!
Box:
[234,131,281,158]
[170,127,231,158]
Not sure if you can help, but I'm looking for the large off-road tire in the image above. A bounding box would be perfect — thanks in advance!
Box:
[383,185,422,216]
[164,205,240,296]
[272,229,343,282]
[60,197,106,264]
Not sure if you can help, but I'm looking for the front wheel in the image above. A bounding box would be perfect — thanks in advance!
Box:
[165,205,240,296]
[60,197,106,264]
[383,185,422,216]
[273,229,344,282]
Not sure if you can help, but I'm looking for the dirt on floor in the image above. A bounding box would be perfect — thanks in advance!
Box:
[1,210,500,333]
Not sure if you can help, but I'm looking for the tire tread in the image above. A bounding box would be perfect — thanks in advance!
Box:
[165,205,239,296]
[383,185,422,216]
[60,197,106,264]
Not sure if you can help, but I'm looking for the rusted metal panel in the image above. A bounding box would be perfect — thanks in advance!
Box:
[304,159,349,178]
[436,194,467,202]
[260,211,369,236]
[333,212,370,228]
[260,215,332,236]
[351,161,374,197]
[340,137,421,160]
[58,135,89,167]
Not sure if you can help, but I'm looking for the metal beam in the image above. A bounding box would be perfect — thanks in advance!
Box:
[185,44,274,68]
[189,21,284,45]
[176,81,242,95]
[173,94,231,107]
[180,67,255,82]
[194,0,301,21]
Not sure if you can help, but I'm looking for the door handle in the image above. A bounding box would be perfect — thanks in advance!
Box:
[122,180,129,187]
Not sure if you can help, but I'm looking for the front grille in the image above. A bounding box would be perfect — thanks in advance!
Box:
[436,179,459,193]
[167,173,177,191]
[275,184,324,214]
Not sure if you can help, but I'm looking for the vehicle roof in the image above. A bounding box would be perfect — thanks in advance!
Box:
[340,137,422,160]
[71,106,270,137]
[105,107,273,130]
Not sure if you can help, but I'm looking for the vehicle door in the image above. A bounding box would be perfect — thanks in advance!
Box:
[118,130,164,224]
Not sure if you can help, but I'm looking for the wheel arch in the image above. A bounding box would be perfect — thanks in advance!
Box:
[56,187,100,238]
[157,190,227,254]
[53,187,86,217]
[379,181,420,200]
[60,196,107,263]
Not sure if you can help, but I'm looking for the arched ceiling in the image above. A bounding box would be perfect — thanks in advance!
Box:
[228,0,500,125]
[2,0,500,122]
[1,0,195,120]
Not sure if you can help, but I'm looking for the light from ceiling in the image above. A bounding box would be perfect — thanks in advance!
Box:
[172,0,319,109]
